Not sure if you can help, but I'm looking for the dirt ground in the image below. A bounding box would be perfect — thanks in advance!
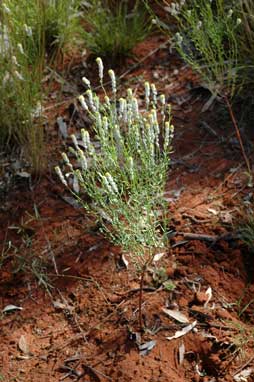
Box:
[0,34,254,382]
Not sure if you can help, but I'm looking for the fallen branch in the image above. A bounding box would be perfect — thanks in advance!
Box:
[176,231,239,243]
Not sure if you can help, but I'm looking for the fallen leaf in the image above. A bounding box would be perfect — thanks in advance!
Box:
[207,208,219,215]
[2,305,23,313]
[162,308,189,323]
[153,252,165,262]
[204,286,212,308]
[18,335,30,355]
[17,171,30,178]
[178,342,185,365]
[166,321,197,340]
[53,300,69,310]
[139,340,156,356]
[121,254,129,269]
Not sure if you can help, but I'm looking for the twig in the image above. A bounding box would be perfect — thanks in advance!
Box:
[233,355,254,376]
[179,232,217,242]
[224,95,252,175]
[138,267,146,331]
[176,231,239,243]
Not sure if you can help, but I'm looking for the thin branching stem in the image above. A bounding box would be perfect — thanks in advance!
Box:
[224,95,252,175]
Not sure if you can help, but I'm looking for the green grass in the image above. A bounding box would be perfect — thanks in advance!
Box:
[81,0,151,62]
[0,0,83,172]
[240,216,254,252]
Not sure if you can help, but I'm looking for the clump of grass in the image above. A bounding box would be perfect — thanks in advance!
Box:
[81,0,151,62]
[0,0,83,171]
[3,0,83,61]
[0,4,44,171]
[56,58,173,329]
[40,0,83,60]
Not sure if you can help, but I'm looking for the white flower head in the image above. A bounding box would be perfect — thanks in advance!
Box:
[81,129,90,150]
[24,24,33,37]
[127,88,133,99]
[119,98,126,114]
[12,56,19,67]
[227,9,233,18]
[236,18,242,26]
[86,89,94,108]
[160,94,165,106]
[3,3,11,14]
[151,83,157,106]
[145,81,150,107]
[108,69,116,94]
[82,76,91,88]
[78,95,88,111]
[71,134,79,150]
[106,172,118,194]
[14,70,24,81]
[75,169,84,183]
[55,166,68,186]
[17,43,25,55]
[96,57,104,81]
[61,152,70,164]
[132,97,139,116]
[104,95,110,106]
[77,149,88,171]
[168,3,178,16]
[175,32,183,45]
[196,20,202,30]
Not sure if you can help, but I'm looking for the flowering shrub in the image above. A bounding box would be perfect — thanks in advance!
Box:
[56,58,173,272]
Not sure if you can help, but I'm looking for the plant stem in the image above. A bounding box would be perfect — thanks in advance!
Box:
[138,266,146,332]
[224,95,252,175]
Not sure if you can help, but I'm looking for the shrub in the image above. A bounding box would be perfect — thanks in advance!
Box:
[56,58,173,328]
[156,0,252,179]
[238,0,254,65]
[81,0,151,62]
[167,0,241,98]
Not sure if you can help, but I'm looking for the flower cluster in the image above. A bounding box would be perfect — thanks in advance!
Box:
[165,0,185,16]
